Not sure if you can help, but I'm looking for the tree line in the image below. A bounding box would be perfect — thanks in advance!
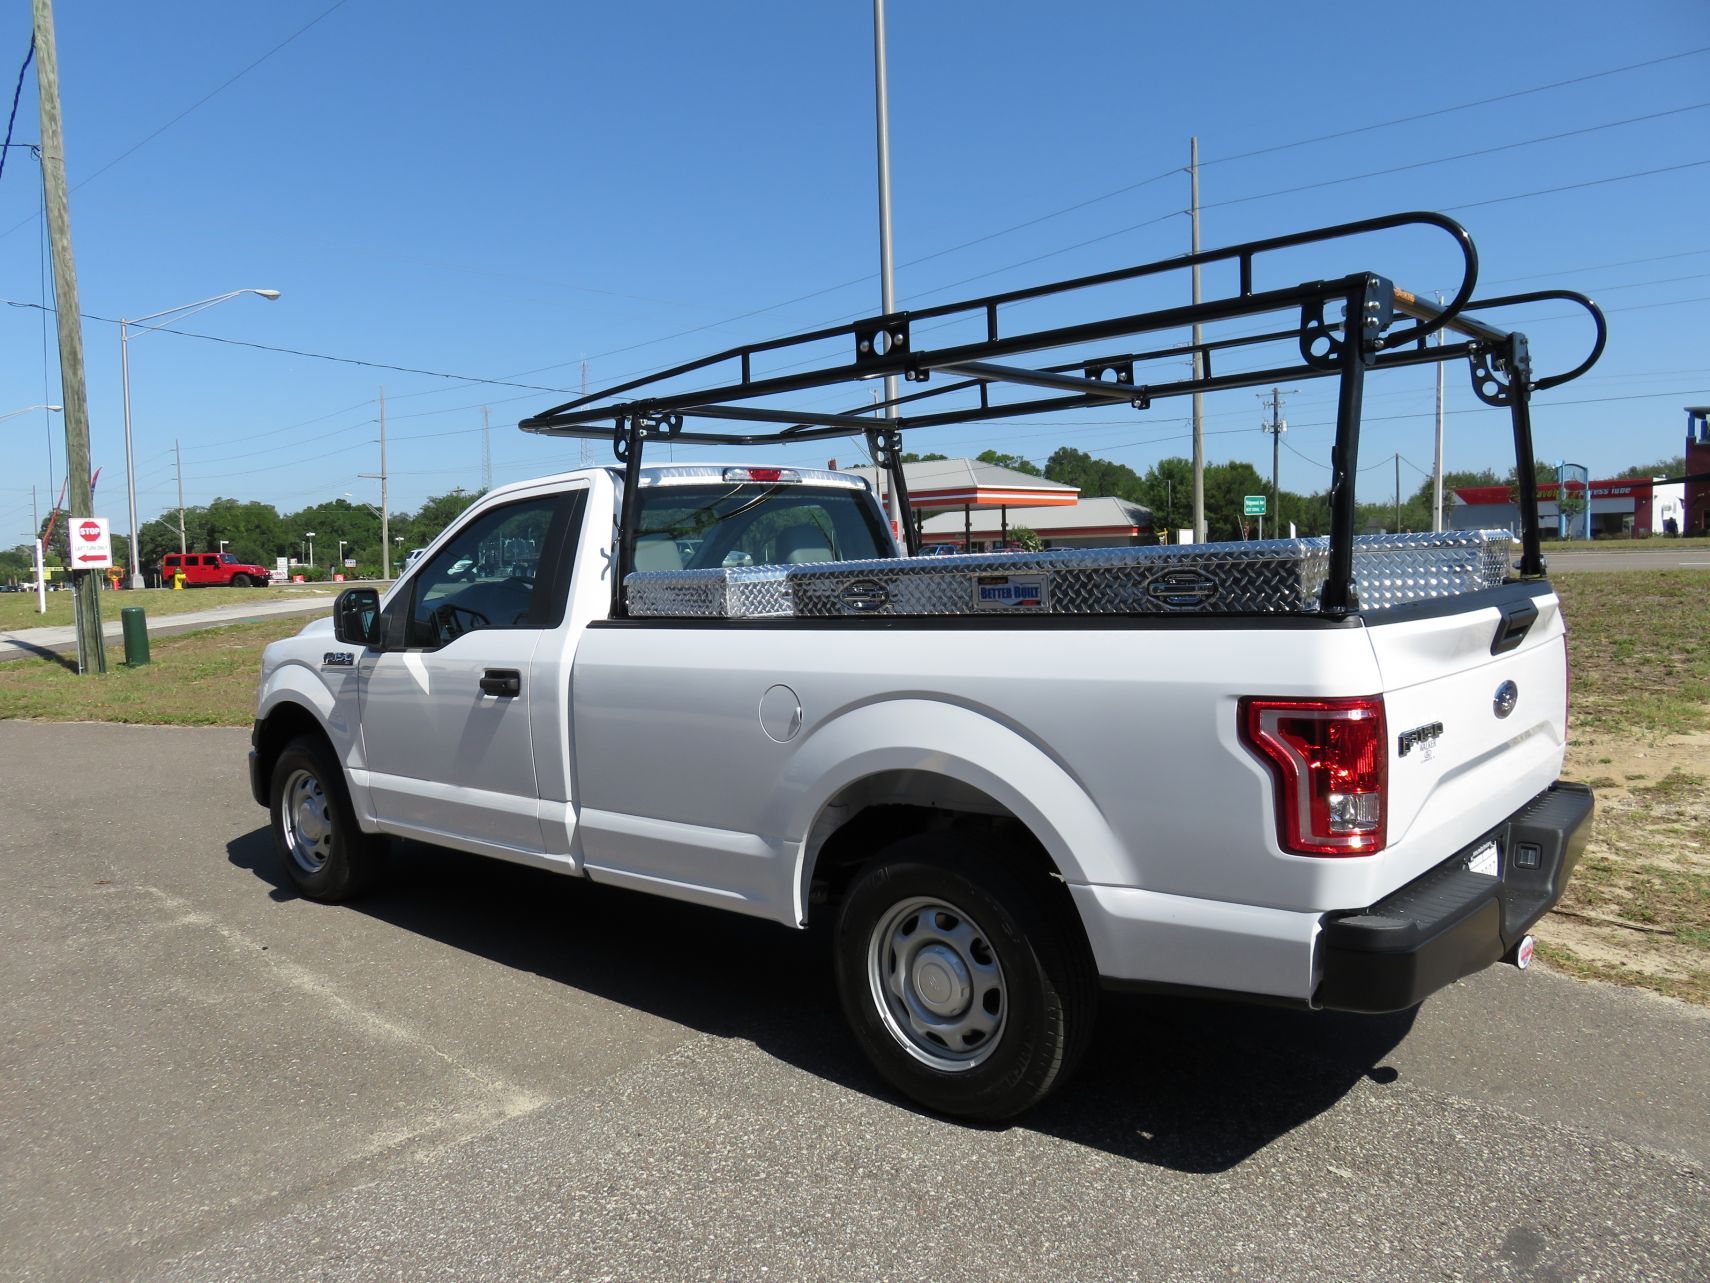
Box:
[2,489,486,583]
[5,446,1689,584]
[915,448,1688,541]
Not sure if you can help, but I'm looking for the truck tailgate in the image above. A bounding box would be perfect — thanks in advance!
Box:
[1367,583,1568,895]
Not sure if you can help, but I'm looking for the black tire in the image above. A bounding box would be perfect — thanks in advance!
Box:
[230,573,251,587]
[833,834,1098,1120]
[269,735,385,901]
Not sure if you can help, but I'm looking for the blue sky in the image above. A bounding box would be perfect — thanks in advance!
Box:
[1,0,1707,541]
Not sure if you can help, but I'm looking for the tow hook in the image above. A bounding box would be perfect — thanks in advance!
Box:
[1506,934,1536,970]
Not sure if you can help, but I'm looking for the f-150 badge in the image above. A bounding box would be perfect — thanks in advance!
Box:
[1398,721,1444,759]
[322,651,355,668]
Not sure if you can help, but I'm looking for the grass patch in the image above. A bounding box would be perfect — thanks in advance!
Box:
[1548,536,1710,554]
[0,584,336,632]
[1533,940,1710,1006]
[0,615,314,726]
[1554,571,1710,737]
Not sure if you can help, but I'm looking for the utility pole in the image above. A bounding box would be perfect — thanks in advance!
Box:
[1395,452,1402,532]
[1189,137,1205,544]
[32,0,104,672]
[1261,387,1288,540]
[360,387,391,578]
[481,405,492,492]
[1432,291,1446,531]
[175,438,186,553]
[578,360,592,468]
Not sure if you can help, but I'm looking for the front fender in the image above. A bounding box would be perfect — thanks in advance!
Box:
[256,649,371,820]
[780,697,1131,919]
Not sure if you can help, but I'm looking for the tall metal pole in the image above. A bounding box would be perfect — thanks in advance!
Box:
[480,405,491,492]
[1432,291,1446,531]
[873,0,903,538]
[32,0,103,671]
[1189,137,1206,543]
[1264,387,1286,537]
[175,438,186,553]
[120,318,144,586]
[359,387,391,577]
[379,387,390,579]
[1395,452,1402,531]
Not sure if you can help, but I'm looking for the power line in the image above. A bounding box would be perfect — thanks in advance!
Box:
[1199,103,1710,215]
[1203,45,1710,168]
[1445,159,1710,211]
[0,31,34,186]
[0,1,353,240]
[0,298,577,392]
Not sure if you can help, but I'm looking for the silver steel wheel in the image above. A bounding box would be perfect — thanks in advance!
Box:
[867,894,1006,1071]
[279,767,335,875]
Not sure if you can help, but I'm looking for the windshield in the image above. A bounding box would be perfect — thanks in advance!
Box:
[631,483,891,572]
[220,553,237,564]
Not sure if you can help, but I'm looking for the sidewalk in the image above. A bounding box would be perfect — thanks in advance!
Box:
[0,594,337,664]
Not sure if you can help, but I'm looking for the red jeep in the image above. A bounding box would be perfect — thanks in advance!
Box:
[161,551,273,588]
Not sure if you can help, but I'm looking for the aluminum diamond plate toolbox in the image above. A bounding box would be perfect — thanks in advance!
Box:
[1349,530,1513,609]
[624,531,1515,619]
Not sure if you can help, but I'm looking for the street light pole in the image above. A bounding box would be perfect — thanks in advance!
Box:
[872,0,902,540]
[120,288,280,587]
[304,532,315,569]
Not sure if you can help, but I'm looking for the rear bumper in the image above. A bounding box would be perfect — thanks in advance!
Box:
[1314,781,1594,1013]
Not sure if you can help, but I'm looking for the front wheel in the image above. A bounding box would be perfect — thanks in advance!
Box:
[833,834,1098,1120]
[230,573,251,587]
[269,736,385,901]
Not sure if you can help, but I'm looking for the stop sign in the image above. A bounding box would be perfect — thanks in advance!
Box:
[69,516,113,568]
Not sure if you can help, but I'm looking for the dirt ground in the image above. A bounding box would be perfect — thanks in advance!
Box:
[1551,730,1710,1004]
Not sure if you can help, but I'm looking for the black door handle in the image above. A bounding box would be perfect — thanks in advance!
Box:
[480,668,522,697]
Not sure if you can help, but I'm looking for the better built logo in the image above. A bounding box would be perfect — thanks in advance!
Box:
[974,574,1048,611]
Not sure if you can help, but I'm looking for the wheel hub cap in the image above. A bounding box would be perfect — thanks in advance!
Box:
[294,796,329,845]
[911,944,971,1016]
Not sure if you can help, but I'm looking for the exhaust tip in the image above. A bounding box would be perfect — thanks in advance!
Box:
[1508,934,1536,970]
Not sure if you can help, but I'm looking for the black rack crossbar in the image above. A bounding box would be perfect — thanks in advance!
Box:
[521,211,1605,616]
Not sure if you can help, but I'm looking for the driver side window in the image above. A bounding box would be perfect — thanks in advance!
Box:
[406,496,557,649]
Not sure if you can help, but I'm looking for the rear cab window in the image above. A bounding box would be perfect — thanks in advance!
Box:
[631,481,891,572]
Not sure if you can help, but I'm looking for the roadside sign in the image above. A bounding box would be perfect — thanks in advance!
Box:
[73,517,113,569]
[1243,495,1267,516]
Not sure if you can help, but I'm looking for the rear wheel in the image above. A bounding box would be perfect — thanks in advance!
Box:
[230,573,251,587]
[832,834,1097,1120]
[269,736,385,901]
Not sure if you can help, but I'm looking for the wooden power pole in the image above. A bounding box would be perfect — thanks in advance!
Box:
[32,0,104,672]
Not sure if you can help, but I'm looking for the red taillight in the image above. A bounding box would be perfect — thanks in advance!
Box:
[1239,695,1387,857]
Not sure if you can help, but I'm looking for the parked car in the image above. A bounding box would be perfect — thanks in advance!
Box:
[917,543,962,556]
[161,551,272,588]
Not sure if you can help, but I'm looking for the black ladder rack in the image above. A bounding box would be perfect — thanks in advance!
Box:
[519,210,1605,617]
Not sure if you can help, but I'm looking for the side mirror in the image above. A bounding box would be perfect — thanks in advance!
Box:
[333,587,382,648]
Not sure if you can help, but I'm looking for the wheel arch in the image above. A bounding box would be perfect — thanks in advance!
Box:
[253,699,334,800]
[784,698,1131,927]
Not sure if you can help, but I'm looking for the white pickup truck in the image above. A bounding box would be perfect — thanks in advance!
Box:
[250,213,1602,1118]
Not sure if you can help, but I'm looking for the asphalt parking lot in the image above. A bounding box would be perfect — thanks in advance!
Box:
[3,721,1706,1282]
